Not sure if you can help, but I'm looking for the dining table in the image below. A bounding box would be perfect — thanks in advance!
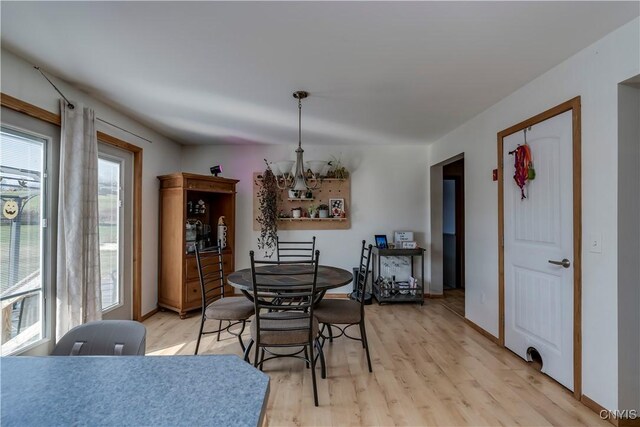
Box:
[1,355,269,427]
[227,264,353,301]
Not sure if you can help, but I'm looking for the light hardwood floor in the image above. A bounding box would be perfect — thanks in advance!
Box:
[144,300,606,426]
[441,288,465,318]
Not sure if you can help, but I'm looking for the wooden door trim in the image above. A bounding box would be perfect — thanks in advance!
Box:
[1,92,145,321]
[497,96,582,399]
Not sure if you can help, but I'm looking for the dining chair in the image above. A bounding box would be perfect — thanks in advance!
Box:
[276,235,316,261]
[314,240,373,372]
[194,245,254,355]
[52,320,146,356]
[244,250,325,406]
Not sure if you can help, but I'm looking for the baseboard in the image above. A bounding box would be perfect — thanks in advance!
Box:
[423,293,444,298]
[464,318,499,344]
[140,307,159,322]
[323,293,350,299]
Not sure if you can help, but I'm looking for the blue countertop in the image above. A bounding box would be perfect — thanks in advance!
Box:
[1,355,269,427]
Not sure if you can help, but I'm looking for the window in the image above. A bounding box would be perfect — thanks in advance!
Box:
[98,156,121,311]
[0,127,47,355]
[98,143,133,320]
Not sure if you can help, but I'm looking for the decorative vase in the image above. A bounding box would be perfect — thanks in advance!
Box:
[292,208,302,219]
[318,209,329,218]
[217,216,227,249]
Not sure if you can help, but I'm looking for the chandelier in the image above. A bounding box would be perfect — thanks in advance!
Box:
[273,91,325,191]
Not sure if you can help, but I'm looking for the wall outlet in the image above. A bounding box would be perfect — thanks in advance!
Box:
[589,232,602,253]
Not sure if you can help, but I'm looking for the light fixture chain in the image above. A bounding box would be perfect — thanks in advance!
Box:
[298,98,302,149]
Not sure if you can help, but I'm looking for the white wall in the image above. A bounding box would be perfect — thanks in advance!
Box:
[181,143,429,293]
[1,48,183,317]
[427,18,640,410]
[617,82,640,412]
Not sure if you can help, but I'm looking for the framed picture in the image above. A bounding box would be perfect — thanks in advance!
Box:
[394,231,414,243]
[374,235,388,249]
[329,198,344,217]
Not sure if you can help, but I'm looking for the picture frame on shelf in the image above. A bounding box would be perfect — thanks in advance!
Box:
[329,198,344,217]
[402,241,418,249]
[374,235,388,249]
[394,231,414,244]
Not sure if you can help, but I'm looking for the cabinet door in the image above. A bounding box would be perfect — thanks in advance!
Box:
[185,280,202,304]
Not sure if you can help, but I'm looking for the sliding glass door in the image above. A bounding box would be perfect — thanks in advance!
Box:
[98,143,133,320]
[0,126,48,355]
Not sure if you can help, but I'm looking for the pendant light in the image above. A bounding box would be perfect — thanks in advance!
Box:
[275,91,322,191]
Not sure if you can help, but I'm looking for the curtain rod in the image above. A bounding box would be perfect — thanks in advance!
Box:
[34,66,153,144]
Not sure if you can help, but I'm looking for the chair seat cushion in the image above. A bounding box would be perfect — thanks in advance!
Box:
[313,299,361,324]
[250,312,319,346]
[205,297,255,321]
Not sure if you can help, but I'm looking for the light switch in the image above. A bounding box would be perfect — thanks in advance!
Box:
[589,232,602,253]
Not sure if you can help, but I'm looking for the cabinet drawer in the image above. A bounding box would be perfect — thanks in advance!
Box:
[185,280,202,304]
[185,179,233,193]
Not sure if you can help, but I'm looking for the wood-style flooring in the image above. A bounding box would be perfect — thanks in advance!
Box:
[144,300,606,426]
[441,288,465,317]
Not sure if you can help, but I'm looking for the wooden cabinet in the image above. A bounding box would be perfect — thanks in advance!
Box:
[157,173,239,318]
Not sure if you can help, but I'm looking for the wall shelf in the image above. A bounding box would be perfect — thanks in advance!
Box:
[277,217,347,222]
[253,172,350,230]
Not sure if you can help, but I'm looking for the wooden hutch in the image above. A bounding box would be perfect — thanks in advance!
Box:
[157,173,238,318]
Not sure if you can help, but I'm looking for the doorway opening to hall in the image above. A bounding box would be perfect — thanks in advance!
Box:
[442,158,465,317]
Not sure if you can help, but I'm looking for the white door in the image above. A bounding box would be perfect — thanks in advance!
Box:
[503,110,574,390]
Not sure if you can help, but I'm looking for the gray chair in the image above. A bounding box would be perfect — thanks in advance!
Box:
[276,235,316,261]
[244,250,325,406]
[314,240,373,372]
[52,320,146,356]
[194,245,254,355]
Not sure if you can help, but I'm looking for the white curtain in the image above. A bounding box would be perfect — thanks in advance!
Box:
[56,100,102,339]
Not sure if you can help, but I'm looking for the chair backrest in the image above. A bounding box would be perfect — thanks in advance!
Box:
[195,245,225,310]
[51,320,146,356]
[276,236,316,262]
[250,250,320,345]
[355,241,373,311]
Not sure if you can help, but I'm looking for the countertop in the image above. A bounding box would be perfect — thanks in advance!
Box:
[1,355,269,427]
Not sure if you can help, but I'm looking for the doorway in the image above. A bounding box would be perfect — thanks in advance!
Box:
[442,158,465,317]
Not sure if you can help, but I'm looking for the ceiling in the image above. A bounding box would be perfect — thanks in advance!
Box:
[1,2,638,146]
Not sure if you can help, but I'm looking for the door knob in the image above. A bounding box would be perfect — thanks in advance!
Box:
[548,258,571,268]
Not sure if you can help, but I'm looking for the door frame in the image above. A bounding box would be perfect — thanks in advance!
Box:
[1,93,144,321]
[497,96,582,399]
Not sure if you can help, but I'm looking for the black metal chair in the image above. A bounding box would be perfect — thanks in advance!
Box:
[194,245,254,355]
[314,240,373,372]
[52,320,146,356]
[243,250,325,406]
[276,235,316,261]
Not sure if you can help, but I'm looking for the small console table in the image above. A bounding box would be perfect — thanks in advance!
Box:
[372,247,425,305]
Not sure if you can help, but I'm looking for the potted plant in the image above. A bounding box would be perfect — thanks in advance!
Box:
[317,204,330,218]
[327,155,349,179]
[308,204,317,218]
[291,207,302,219]
[256,160,279,257]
